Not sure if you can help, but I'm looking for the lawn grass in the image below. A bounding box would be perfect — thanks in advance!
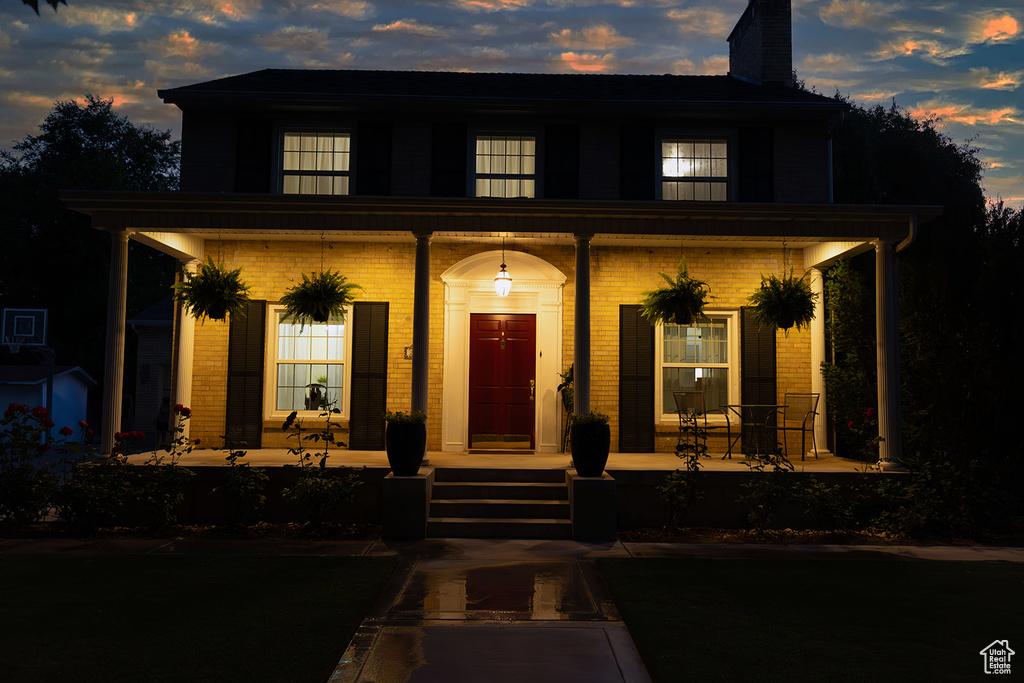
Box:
[598,558,1023,682]
[0,554,398,683]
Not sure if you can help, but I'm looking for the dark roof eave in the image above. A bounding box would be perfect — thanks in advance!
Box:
[60,190,942,234]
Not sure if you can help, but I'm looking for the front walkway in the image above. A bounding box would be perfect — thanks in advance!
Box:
[143,448,870,473]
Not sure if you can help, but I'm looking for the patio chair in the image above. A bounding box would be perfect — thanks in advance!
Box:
[778,393,819,460]
[673,391,732,458]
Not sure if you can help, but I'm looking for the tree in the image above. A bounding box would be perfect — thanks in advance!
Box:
[0,96,181,415]
[21,0,66,14]
[828,96,1022,476]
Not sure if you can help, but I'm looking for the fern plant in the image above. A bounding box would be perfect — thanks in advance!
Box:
[280,270,362,327]
[747,268,818,334]
[639,259,711,326]
[172,255,251,322]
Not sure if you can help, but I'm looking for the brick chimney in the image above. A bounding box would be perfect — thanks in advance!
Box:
[728,0,793,86]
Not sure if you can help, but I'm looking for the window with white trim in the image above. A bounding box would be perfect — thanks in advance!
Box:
[268,307,352,417]
[475,134,536,198]
[281,131,351,195]
[656,312,739,422]
[661,138,728,201]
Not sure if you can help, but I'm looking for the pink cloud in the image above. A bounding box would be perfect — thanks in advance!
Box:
[559,52,616,73]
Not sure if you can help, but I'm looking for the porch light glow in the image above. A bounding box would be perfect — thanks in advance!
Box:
[495,262,512,297]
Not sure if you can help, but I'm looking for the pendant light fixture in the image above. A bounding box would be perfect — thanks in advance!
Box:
[494,236,512,297]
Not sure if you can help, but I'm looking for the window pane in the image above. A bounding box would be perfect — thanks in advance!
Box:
[283,176,299,194]
[476,178,489,197]
[284,134,300,152]
[663,367,729,413]
[710,182,727,201]
[520,179,535,198]
[283,151,299,171]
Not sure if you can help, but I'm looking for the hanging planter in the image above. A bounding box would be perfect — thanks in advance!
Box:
[639,258,711,326]
[172,255,251,322]
[747,268,818,334]
[280,269,362,327]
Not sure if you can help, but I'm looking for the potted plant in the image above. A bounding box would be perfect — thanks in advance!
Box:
[172,255,251,322]
[639,258,711,326]
[569,411,611,477]
[747,268,818,334]
[384,410,427,476]
[280,269,362,327]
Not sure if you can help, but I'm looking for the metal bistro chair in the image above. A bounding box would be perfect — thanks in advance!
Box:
[778,393,820,460]
[673,391,732,458]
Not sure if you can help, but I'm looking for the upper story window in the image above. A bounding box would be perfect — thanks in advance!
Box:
[282,132,350,195]
[661,138,728,201]
[475,135,536,198]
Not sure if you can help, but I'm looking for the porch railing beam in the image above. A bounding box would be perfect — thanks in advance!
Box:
[101,229,130,455]
[874,239,903,468]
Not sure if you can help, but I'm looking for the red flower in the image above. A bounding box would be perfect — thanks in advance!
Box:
[174,404,192,418]
[87,428,94,436]
[863,407,876,419]
[78,420,89,429]
[847,420,855,429]
[31,405,48,420]
[58,426,74,437]
[38,443,50,453]
[132,431,145,440]
[43,419,55,429]
[114,432,124,441]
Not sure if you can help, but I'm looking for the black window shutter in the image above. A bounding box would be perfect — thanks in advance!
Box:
[544,124,579,199]
[738,128,774,202]
[348,301,389,450]
[619,305,655,452]
[225,300,266,449]
[430,122,468,197]
[235,120,273,193]
[619,126,655,200]
[355,122,393,196]
[740,306,778,452]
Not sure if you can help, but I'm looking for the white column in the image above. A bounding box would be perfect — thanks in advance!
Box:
[411,231,432,414]
[174,259,200,440]
[101,230,130,455]
[574,234,591,415]
[809,267,830,455]
[874,240,903,469]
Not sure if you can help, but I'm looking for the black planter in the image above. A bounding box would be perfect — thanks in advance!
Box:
[570,423,611,477]
[385,422,427,476]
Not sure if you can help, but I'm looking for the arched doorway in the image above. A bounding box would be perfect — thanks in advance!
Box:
[440,251,566,453]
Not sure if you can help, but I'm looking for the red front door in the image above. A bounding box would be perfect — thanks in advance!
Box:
[468,313,536,450]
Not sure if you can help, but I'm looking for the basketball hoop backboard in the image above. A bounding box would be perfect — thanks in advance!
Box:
[2,309,47,353]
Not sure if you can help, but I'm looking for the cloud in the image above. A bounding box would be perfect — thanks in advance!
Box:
[818,0,894,29]
[372,19,449,37]
[0,28,11,52]
[57,6,142,33]
[56,38,115,69]
[450,0,533,12]
[142,30,225,61]
[909,100,1021,127]
[971,14,1019,44]
[550,24,634,50]
[799,53,871,74]
[557,51,616,73]
[971,68,1023,91]
[666,7,734,38]
[302,1,371,19]
[872,37,968,62]
[474,24,498,36]
[256,26,330,53]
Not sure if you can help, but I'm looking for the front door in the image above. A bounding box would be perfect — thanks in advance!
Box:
[468,313,536,450]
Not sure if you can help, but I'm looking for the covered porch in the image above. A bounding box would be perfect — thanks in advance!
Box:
[62,191,941,470]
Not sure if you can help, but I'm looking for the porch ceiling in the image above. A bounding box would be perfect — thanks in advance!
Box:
[62,190,941,250]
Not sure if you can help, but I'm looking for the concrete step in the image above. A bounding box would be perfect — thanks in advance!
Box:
[430,498,570,519]
[433,467,567,484]
[427,517,572,540]
[432,481,568,501]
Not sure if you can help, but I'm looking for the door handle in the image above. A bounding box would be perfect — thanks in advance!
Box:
[530,379,535,402]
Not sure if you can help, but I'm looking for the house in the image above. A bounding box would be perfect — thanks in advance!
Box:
[64,0,938,468]
[0,365,96,439]
[979,640,1014,675]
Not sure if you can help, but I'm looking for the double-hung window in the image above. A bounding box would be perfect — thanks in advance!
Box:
[661,138,728,201]
[281,131,351,195]
[475,134,536,198]
[657,312,738,422]
[269,307,351,417]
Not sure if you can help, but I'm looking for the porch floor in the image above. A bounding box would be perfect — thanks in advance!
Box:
[144,448,870,473]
